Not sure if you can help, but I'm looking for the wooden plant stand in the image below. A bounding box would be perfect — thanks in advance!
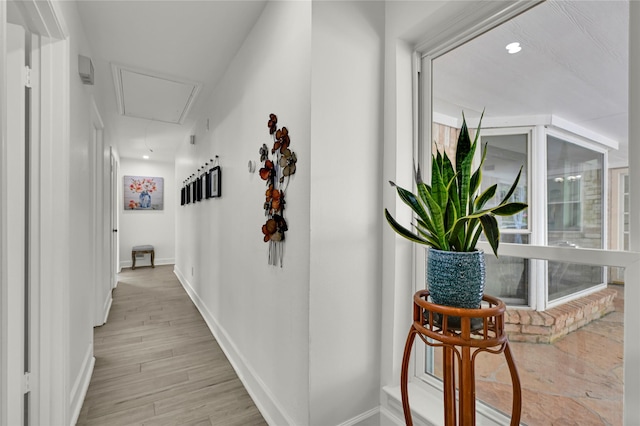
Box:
[400,290,522,426]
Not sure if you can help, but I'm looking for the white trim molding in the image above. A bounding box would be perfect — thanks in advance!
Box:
[68,346,94,426]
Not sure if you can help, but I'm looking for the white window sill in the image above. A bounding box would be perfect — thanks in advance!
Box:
[382,381,517,426]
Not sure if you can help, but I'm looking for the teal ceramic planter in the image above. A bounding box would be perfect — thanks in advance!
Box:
[426,248,486,309]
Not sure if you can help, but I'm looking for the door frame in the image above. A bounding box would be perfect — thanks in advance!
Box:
[110,147,119,287]
[3,19,27,426]
[91,99,111,326]
[1,1,69,424]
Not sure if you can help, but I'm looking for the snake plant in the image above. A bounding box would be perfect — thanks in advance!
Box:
[385,113,527,257]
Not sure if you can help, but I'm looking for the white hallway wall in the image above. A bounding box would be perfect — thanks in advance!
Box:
[24,0,117,421]
[175,1,312,424]
[174,1,385,425]
[119,158,176,269]
[58,0,112,419]
[309,2,384,425]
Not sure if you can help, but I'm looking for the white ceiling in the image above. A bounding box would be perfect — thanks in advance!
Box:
[78,1,630,167]
[112,63,201,124]
[433,0,629,167]
[76,0,267,161]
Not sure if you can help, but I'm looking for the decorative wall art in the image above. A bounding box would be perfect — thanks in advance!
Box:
[192,177,197,202]
[124,176,164,210]
[180,157,221,206]
[259,113,297,267]
[196,173,203,202]
[208,166,221,198]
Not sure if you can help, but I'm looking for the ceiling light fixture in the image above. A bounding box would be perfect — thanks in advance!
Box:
[143,155,149,160]
[506,42,522,54]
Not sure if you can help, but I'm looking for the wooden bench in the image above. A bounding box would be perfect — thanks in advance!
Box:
[131,245,155,270]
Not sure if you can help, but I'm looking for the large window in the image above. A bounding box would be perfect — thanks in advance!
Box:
[423,1,625,422]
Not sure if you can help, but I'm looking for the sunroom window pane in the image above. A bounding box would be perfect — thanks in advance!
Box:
[547,136,604,300]
[480,134,528,230]
[484,234,529,304]
[479,134,529,304]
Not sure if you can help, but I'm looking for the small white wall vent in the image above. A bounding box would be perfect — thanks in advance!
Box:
[79,55,94,85]
[111,63,202,124]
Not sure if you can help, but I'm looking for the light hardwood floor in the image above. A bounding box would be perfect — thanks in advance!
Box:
[77,265,267,426]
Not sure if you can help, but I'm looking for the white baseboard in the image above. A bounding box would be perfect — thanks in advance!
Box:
[337,407,381,426]
[120,258,174,269]
[95,290,113,326]
[69,344,95,426]
[173,266,295,426]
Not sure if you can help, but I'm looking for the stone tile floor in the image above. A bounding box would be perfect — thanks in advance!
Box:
[434,285,624,425]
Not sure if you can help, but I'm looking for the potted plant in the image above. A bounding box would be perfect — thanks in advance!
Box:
[385,113,527,309]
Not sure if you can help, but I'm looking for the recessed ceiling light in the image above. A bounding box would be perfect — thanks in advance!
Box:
[506,42,522,54]
[143,155,149,159]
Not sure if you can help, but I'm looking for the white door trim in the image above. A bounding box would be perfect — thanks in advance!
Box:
[0,1,70,425]
[3,20,27,426]
[1,4,9,423]
[91,99,111,326]
[38,33,71,426]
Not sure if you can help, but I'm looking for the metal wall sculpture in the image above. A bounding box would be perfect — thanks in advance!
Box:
[259,113,297,267]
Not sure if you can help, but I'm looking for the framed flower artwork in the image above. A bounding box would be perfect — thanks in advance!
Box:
[124,176,164,210]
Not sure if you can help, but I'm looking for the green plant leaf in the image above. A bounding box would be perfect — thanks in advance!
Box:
[472,109,485,146]
[384,209,428,245]
[431,155,448,211]
[448,217,468,249]
[479,214,500,257]
[492,202,528,216]
[458,142,477,216]
[434,150,443,175]
[421,188,449,250]
[442,151,455,186]
[390,181,429,224]
[469,225,483,252]
[456,113,471,175]
[475,184,497,210]
[416,181,430,209]
[416,217,436,238]
[415,221,442,248]
[444,198,457,238]
[469,142,488,209]
[447,175,461,226]
[463,217,480,251]
[499,166,523,205]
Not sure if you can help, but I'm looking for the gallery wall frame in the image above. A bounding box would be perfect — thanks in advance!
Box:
[209,166,221,198]
[196,175,203,202]
[181,159,221,206]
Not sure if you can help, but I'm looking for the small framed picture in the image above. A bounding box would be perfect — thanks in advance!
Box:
[205,170,212,199]
[210,166,221,198]
[196,176,203,202]
[181,187,186,206]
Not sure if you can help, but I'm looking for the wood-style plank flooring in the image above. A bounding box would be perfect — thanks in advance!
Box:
[77,265,267,426]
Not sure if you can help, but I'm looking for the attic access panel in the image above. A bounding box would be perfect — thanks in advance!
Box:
[112,63,201,124]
